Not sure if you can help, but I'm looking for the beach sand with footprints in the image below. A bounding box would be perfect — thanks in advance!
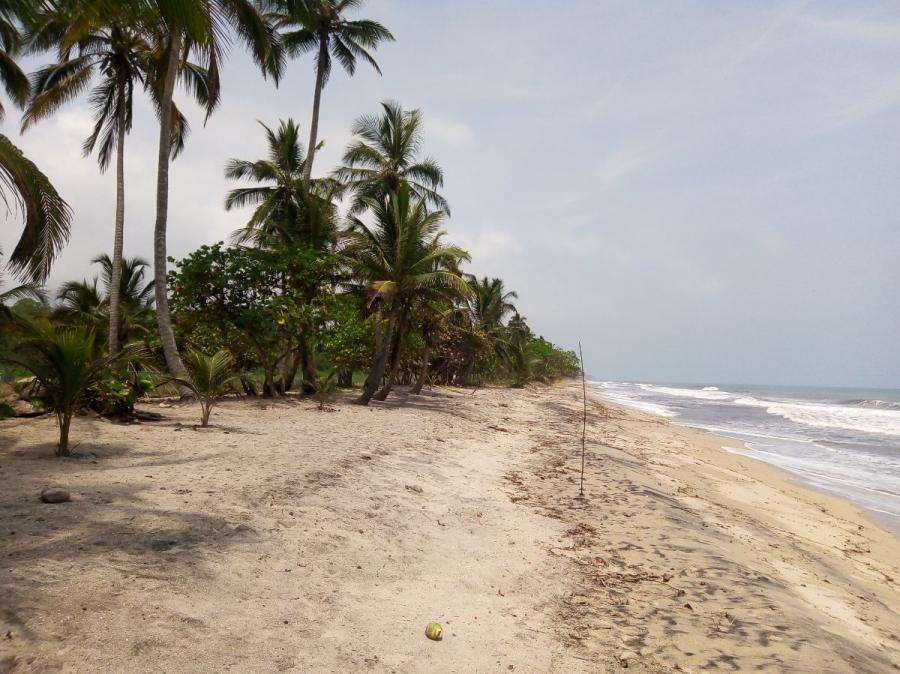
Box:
[2,382,899,672]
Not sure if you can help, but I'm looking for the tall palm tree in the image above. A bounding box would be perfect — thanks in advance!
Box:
[266,0,393,184]
[0,2,72,283]
[467,275,517,328]
[147,0,282,387]
[458,275,518,386]
[225,117,340,250]
[225,118,307,234]
[335,99,447,214]
[224,117,340,392]
[344,182,468,405]
[22,5,198,358]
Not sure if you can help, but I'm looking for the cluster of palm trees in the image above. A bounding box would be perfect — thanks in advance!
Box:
[214,98,578,405]
[1,0,579,451]
[1,0,392,374]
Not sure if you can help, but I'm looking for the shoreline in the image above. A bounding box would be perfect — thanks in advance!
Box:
[2,382,899,671]
[600,395,900,545]
[593,381,900,536]
[653,408,900,537]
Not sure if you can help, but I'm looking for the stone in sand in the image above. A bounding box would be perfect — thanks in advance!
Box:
[40,488,70,504]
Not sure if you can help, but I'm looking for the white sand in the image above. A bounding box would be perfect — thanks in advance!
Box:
[1,383,898,672]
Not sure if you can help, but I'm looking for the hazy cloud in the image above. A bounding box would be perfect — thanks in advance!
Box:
[3,0,898,387]
[427,116,474,146]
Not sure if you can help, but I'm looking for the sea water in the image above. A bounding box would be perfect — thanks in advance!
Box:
[593,381,900,532]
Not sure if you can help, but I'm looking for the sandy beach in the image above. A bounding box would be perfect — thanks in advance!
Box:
[2,382,899,673]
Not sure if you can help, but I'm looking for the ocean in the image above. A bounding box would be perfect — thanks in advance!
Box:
[593,381,900,532]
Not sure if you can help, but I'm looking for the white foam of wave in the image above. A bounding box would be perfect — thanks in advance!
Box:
[733,397,900,437]
[723,446,900,496]
[599,381,900,437]
[592,383,677,418]
[637,384,735,401]
[691,423,815,444]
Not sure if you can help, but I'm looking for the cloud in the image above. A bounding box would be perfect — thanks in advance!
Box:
[459,221,521,270]
[593,137,674,188]
[803,15,900,44]
[3,0,898,387]
[825,74,900,128]
[426,116,473,146]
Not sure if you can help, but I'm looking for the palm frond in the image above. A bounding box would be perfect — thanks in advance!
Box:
[0,134,72,283]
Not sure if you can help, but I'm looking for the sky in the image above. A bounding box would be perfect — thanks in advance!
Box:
[2,0,899,388]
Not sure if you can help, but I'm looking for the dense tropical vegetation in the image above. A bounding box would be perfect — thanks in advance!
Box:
[0,0,579,454]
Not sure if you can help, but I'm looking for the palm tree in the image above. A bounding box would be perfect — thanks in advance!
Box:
[344,182,468,405]
[459,275,518,386]
[506,312,535,387]
[225,117,340,393]
[225,117,340,250]
[174,349,239,426]
[335,100,447,214]
[22,5,205,358]
[0,3,72,283]
[468,275,518,328]
[147,0,282,388]
[3,318,111,455]
[407,296,444,396]
[54,255,154,346]
[266,0,393,184]
[0,270,46,321]
[56,277,104,327]
[373,254,467,401]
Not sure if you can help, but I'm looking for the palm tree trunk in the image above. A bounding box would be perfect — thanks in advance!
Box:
[411,346,430,395]
[57,410,72,457]
[374,308,408,401]
[302,34,327,184]
[356,305,397,405]
[107,73,127,360]
[153,29,190,391]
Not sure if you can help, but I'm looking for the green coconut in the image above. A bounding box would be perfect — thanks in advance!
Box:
[425,622,443,641]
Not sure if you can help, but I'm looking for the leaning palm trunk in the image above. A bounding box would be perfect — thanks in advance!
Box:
[356,305,397,405]
[303,35,327,184]
[152,29,189,389]
[107,73,127,359]
[411,345,430,395]
[374,308,408,401]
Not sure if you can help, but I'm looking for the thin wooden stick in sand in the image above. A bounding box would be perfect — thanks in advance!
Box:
[578,340,587,497]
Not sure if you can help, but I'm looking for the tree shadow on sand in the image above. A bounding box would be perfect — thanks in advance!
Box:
[0,478,254,643]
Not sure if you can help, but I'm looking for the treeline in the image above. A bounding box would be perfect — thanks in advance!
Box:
[0,1,579,453]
